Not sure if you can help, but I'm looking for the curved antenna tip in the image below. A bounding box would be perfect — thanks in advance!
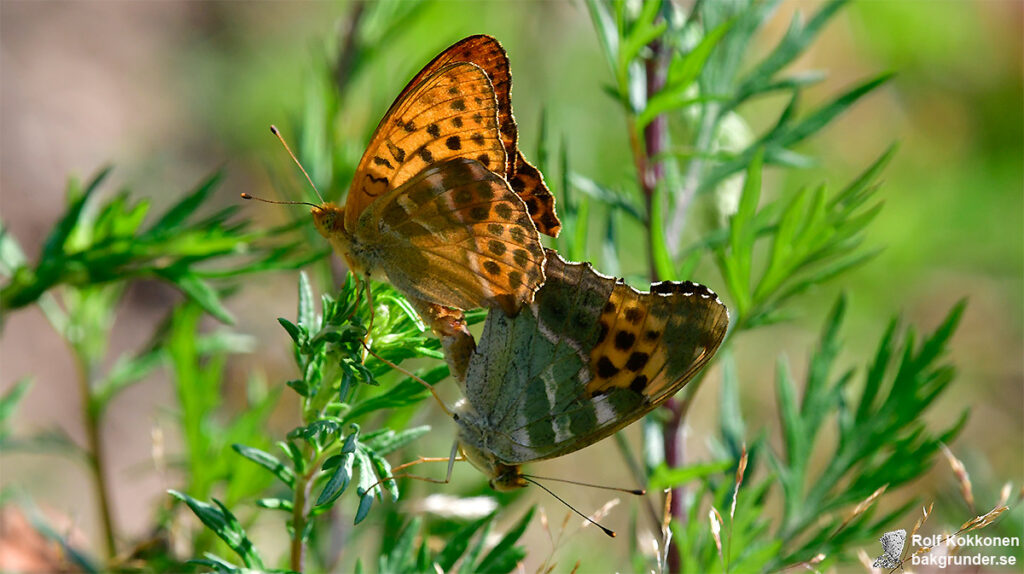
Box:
[269,125,325,204]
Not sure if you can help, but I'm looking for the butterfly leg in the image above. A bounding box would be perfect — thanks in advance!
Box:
[406,298,476,383]
[360,340,455,417]
[366,441,464,492]
[352,275,375,363]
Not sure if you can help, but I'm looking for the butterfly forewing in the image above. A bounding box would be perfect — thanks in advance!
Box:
[345,62,507,231]
[459,252,728,464]
[361,158,545,316]
[402,36,516,159]
[397,35,561,237]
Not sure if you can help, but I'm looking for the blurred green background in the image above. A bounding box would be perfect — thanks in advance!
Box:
[1,1,1020,571]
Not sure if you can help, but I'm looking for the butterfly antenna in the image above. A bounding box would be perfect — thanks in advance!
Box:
[239,193,319,208]
[522,474,645,495]
[359,341,454,418]
[270,124,326,204]
[522,476,616,538]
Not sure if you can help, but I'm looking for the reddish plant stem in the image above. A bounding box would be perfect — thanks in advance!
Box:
[642,35,669,284]
[662,398,685,568]
[640,32,688,574]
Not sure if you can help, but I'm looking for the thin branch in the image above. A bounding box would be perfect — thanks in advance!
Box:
[75,353,118,560]
[333,2,367,92]
[642,36,670,283]
[666,102,720,256]
[290,453,316,572]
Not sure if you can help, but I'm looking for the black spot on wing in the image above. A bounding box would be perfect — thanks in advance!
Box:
[625,352,649,372]
[614,331,636,350]
[596,356,619,378]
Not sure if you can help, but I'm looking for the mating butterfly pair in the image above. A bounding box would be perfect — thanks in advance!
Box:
[294,36,729,493]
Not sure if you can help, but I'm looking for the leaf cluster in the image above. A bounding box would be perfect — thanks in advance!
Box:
[654,294,967,572]
[691,0,893,193]
[584,0,891,268]
[0,168,317,324]
[0,167,311,569]
[764,296,967,567]
[370,510,533,574]
[175,272,500,571]
[0,168,302,444]
[711,146,890,330]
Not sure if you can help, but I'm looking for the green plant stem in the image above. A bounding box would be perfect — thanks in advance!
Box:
[666,102,720,255]
[612,432,660,529]
[75,354,118,560]
[290,465,315,572]
[0,270,53,313]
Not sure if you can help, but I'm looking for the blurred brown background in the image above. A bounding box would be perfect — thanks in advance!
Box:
[2,1,1021,570]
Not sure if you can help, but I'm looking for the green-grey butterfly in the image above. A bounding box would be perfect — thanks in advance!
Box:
[374,250,729,534]
[452,250,730,492]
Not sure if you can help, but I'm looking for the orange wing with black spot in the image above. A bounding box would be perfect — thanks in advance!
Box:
[395,35,561,237]
[344,62,508,232]
[585,278,729,404]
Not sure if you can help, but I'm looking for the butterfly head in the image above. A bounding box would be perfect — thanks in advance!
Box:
[458,440,527,491]
[453,406,528,491]
[311,203,346,238]
[312,202,373,277]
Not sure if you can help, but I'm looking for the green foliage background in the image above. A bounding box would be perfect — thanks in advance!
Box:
[1,1,1020,572]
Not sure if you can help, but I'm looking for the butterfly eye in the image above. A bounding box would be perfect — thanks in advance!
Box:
[314,211,337,232]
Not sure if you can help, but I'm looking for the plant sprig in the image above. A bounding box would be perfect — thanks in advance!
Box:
[176,272,495,571]
[0,168,320,324]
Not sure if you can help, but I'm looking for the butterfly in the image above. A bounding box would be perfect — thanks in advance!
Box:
[452,250,729,490]
[872,529,907,570]
[308,35,560,352]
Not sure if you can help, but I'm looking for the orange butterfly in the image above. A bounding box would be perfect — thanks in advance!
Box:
[304,36,560,359]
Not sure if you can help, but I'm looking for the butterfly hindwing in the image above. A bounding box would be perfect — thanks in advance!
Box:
[399,35,561,237]
[509,155,561,237]
[359,158,545,316]
[345,62,508,231]
[458,251,729,465]
[588,279,729,403]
